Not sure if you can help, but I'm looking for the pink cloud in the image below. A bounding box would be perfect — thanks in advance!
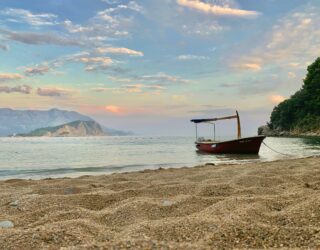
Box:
[97,47,144,56]
[37,87,74,97]
[268,95,285,104]
[177,0,260,18]
[234,63,262,71]
[105,105,121,114]
[0,73,23,82]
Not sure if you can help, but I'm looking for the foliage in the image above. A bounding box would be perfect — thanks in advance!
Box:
[269,57,320,132]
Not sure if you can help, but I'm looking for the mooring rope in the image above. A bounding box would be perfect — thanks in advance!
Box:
[262,141,292,156]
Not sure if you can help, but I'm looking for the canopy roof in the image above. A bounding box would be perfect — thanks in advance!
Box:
[191,111,242,139]
[190,115,238,124]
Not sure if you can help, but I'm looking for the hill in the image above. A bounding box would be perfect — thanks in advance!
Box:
[0,108,132,136]
[16,120,105,137]
[260,58,320,136]
[0,108,92,136]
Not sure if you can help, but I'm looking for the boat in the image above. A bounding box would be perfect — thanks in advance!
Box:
[191,111,265,154]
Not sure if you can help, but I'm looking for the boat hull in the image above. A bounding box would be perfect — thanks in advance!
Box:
[195,136,266,154]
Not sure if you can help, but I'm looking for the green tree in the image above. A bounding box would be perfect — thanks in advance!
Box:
[269,57,320,132]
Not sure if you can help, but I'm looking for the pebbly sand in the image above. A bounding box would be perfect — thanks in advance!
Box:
[0,157,319,249]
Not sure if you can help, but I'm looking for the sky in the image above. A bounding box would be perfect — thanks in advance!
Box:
[0,0,319,136]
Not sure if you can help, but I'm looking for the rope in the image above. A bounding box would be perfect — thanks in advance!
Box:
[262,141,292,156]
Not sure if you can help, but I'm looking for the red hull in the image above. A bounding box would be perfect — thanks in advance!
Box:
[196,136,266,154]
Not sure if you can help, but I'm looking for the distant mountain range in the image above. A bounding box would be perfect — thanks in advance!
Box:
[0,108,132,136]
[17,120,106,137]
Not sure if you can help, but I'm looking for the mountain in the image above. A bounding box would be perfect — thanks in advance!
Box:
[16,121,105,137]
[0,108,92,136]
[259,58,320,137]
[0,108,132,136]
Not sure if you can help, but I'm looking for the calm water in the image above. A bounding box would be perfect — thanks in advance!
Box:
[0,136,319,180]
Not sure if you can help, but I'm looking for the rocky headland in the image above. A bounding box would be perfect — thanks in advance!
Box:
[16,120,106,137]
[258,125,320,137]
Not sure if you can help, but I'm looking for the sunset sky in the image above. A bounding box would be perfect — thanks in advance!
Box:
[0,0,319,135]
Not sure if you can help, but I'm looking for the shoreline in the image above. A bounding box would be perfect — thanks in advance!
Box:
[258,125,320,137]
[0,155,318,182]
[1,157,319,249]
[265,134,320,139]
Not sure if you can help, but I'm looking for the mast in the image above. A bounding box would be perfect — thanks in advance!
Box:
[236,110,241,139]
[195,123,198,141]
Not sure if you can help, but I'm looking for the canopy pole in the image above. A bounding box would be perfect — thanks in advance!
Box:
[195,124,198,141]
[213,123,216,141]
[236,110,241,139]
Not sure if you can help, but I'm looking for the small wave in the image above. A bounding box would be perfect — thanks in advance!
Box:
[0,162,187,180]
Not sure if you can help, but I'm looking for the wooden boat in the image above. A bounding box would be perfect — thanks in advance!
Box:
[191,111,265,154]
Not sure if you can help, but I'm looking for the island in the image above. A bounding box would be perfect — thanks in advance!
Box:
[259,57,320,137]
[16,120,106,137]
[0,108,132,137]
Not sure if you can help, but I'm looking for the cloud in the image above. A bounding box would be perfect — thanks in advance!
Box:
[63,20,97,34]
[101,0,121,4]
[262,12,319,65]
[123,1,144,13]
[0,29,83,46]
[181,22,224,35]
[63,16,130,42]
[177,54,208,60]
[288,62,301,68]
[63,1,142,42]
[37,87,73,97]
[233,6,320,72]
[96,47,144,56]
[0,85,32,94]
[235,63,262,71]
[105,105,121,113]
[23,51,123,76]
[24,65,50,75]
[0,73,23,82]
[177,0,260,18]
[91,84,165,94]
[126,84,165,93]
[133,72,190,85]
[76,57,113,65]
[0,8,58,26]
[108,72,191,86]
[268,95,285,104]
[101,1,144,14]
[288,72,296,78]
[74,55,114,72]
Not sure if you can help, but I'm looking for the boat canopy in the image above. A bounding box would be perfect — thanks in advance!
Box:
[191,111,242,139]
[190,115,238,124]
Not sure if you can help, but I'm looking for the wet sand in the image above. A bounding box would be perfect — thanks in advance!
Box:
[0,157,319,249]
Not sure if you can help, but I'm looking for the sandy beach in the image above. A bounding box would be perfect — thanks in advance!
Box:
[0,157,319,249]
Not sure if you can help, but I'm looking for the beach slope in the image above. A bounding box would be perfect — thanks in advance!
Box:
[0,157,319,249]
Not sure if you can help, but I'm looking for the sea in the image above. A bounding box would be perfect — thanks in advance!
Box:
[0,136,319,180]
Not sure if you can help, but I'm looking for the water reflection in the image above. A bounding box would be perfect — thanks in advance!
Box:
[301,136,320,147]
